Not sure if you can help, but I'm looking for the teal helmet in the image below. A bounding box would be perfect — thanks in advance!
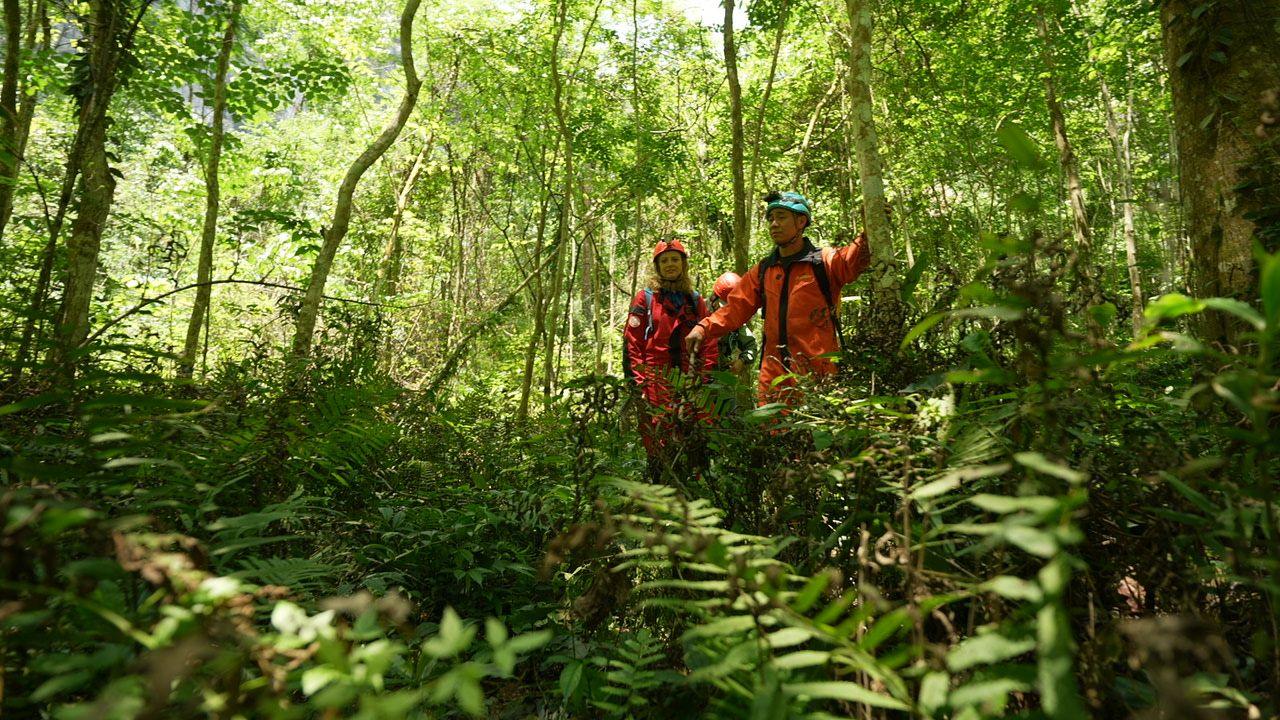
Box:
[764,190,811,219]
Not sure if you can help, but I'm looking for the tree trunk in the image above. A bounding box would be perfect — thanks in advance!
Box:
[517,184,553,422]
[542,0,576,402]
[844,0,900,335]
[723,0,749,273]
[52,0,149,376]
[1036,7,1104,342]
[375,142,427,300]
[0,0,21,249]
[291,0,422,358]
[177,0,241,379]
[1162,0,1280,345]
[1101,76,1143,335]
[745,0,789,213]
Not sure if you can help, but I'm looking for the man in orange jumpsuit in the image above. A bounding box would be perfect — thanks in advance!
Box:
[685,191,871,404]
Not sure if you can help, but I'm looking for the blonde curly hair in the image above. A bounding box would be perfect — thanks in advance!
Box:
[645,247,692,294]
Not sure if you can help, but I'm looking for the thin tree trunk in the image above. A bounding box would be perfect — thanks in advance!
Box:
[426,238,564,398]
[1037,7,1104,341]
[0,0,21,248]
[517,185,553,422]
[793,74,839,187]
[376,142,427,300]
[177,0,241,379]
[291,0,422,358]
[543,0,576,403]
[1037,11,1092,251]
[723,0,749,273]
[1162,0,1280,345]
[745,0,789,211]
[53,0,151,377]
[1101,75,1143,334]
[844,0,900,330]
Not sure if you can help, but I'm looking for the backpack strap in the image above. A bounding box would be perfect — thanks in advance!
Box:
[803,247,845,353]
[642,289,656,340]
[754,244,847,362]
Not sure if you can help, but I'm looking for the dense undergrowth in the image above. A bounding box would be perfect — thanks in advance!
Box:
[4,239,1280,718]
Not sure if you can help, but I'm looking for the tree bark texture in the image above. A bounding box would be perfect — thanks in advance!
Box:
[723,0,749,273]
[178,0,241,379]
[1102,77,1144,335]
[1162,0,1280,344]
[1037,7,1105,342]
[0,0,21,249]
[291,0,422,357]
[746,0,789,215]
[542,0,576,403]
[53,0,148,375]
[844,0,900,335]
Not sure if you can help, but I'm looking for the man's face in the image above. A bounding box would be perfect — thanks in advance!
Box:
[657,250,685,280]
[767,208,807,245]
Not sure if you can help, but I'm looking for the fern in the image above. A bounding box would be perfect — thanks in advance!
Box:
[589,629,666,718]
[232,556,344,594]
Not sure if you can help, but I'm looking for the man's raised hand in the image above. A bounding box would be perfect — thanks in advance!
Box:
[685,325,705,356]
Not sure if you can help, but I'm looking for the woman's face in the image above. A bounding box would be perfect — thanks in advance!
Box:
[657,250,685,280]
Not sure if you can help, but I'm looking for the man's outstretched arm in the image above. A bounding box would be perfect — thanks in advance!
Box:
[686,265,762,355]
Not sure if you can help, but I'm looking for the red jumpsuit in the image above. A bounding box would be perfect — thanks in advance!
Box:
[696,235,870,404]
[625,289,718,453]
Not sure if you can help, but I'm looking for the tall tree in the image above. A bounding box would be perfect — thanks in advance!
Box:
[745,0,789,216]
[1036,4,1104,342]
[1101,74,1143,335]
[844,0,900,331]
[52,0,152,376]
[1162,0,1280,344]
[291,0,423,358]
[723,0,749,273]
[177,0,242,379]
[0,0,21,249]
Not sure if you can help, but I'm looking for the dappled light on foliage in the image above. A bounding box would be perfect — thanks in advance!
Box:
[2,0,1279,717]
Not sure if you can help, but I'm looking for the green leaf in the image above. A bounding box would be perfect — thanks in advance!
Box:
[1160,472,1217,515]
[32,670,93,702]
[1260,251,1280,330]
[771,650,831,669]
[1014,452,1087,484]
[969,494,1060,514]
[683,614,758,639]
[485,617,508,646]
[784,681,909,710]
[901,252,929,304]
[995,120,1044,169]
[1038,603,1087,719]
[1003,525,1060,558]
[946,630,1036,672]
[1200,297,1264,330]
[560,661,584,701]
[919,671,950,716]
[900,312,946,350]
[953,305,1024,321]
[766,627,812,648]
[981,576,1044,603]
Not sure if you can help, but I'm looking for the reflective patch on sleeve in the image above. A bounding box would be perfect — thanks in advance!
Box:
[627,315,642,328]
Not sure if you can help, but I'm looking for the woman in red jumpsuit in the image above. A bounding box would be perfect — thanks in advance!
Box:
[624,239,717,481]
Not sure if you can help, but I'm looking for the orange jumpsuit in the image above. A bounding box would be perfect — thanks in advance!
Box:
[696,235,871,403]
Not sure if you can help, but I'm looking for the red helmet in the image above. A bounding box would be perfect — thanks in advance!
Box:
[713,271,741,300]
[652,239,688,261]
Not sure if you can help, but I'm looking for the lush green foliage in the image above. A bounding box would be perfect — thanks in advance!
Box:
[3,0,1279,716]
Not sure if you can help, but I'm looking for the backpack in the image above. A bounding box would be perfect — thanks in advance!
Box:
[755,245,845,366]
[622,289,702,379]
